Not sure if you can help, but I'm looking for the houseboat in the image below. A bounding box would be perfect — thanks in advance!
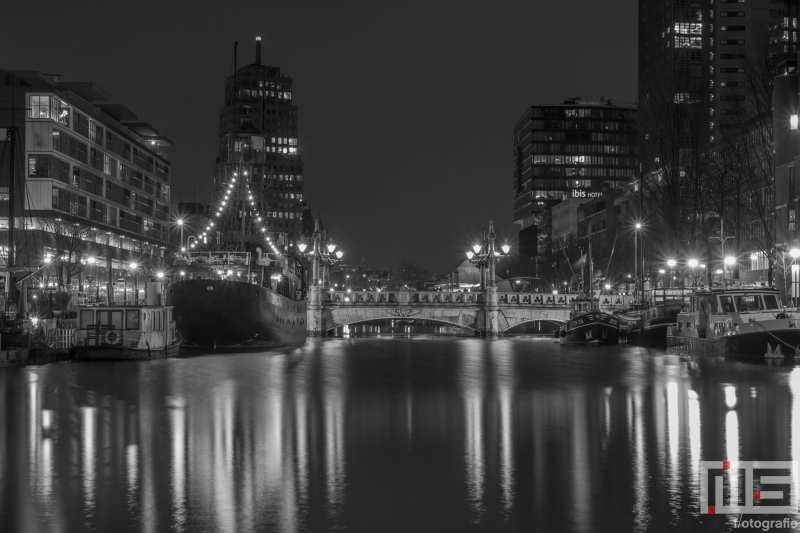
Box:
[666,283,800,359]
[71,282,181,360]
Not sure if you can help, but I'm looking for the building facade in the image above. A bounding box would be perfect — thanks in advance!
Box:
[512,97,637,263]
[0,70,173,301]
[214,37,305,250]
[638,0,797,144]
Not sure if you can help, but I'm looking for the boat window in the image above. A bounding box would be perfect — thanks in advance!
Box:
[734,295,761,312]
[126,310,140,330]
[97,310,123,330]
[762,295,780,310]
[80,309,94,327]
[718,295,735,313]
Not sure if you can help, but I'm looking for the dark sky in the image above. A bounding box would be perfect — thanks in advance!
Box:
[4,1,636,273]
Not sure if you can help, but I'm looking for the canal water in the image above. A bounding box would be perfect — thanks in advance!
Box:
[2,338,799,532]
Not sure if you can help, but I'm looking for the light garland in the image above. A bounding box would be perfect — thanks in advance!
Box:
[208,169,284,260]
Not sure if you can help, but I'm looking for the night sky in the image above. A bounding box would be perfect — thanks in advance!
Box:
[4,1,636,273]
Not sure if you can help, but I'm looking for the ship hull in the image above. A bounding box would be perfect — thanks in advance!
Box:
[668,329,800,359]
[627,321,675,347]
[168,279,307,349]
[559,311,620,345]
[73,342,181,361]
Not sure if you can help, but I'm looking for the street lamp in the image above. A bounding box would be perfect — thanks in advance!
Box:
[634,222,643,298]
[790,249,800,306]
[724,255,735,284]
[667,259,677,288]
[466,220,511,291]
[177,218,184,249]
[129,262,139,303]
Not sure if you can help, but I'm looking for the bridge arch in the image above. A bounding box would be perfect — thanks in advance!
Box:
[327,315,480,332]
[324,306,482,332]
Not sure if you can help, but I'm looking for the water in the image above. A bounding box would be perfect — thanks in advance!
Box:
[2,338,800,532]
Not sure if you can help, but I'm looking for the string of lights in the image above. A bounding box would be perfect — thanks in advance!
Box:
[202,170,284,260]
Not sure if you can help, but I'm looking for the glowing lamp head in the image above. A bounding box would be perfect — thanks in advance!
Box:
[43,257,51,264]
[156,272,164,279]
[181,246,186,252]
[298,243,307,252]
[31,317,38,325]
[177,219,183,226]
[724,256,736,266]
[87,256,96,264]
[635,222,642,229]
[130,262,138,269]
[604,284,611,290]
[658,269,665,274]
[792,114,799,130]
[227,269,233,276]
[687,259,699,268]
[552,290,558,295]
[472,244,482,254]
[466,251,474,260]
[501,244,510,254]
[180,271,186,276]
[327,244,336,253]
[791,248,800,258]
[667,259,677,267]
[336,251,344,259]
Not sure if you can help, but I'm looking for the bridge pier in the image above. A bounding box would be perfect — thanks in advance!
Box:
[307,285,324,337]
[482,287,502,338]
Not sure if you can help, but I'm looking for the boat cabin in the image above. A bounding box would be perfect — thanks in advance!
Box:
[75,305,177,349]
[675,285,784,339]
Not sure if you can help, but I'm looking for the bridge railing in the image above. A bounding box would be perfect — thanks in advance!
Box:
[321,290,626,307]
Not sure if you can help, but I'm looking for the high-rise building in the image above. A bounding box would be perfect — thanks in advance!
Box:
[0,70,173,296]
[638,0,798,143]
[512,98,637,263]
[214,37,304,250]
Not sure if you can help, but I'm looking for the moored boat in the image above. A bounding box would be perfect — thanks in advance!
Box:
[666,284,800,359]
[169,251,307,349]
[559,298,621,344]
[617,300,684,347]
[72,282,181,360]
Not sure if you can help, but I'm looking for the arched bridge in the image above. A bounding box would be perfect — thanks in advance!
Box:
[308,289,637,337]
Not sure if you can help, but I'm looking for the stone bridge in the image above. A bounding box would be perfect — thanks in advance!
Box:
[306,288,636,337]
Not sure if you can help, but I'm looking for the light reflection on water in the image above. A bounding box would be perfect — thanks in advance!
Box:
[3,338,800,532]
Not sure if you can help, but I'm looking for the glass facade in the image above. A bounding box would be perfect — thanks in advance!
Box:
[512,100,637,228]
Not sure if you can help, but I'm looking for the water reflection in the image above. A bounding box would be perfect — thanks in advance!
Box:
[4,340,800,531]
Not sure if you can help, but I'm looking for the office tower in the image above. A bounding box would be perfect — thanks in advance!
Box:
[215,37,304,250]
[512,97,637,261]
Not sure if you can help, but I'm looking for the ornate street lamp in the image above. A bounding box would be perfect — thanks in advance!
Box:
[465,220,510,291]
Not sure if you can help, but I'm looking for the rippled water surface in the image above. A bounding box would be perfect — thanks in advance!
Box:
[3,338,800,532]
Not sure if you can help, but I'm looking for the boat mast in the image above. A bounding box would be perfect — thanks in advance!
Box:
[588,237,595,309]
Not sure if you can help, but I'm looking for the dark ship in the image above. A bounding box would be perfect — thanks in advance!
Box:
[168,40,307,349]
[558,239,620,345]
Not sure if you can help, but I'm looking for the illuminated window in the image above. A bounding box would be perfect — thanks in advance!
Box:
[675,22,703,34]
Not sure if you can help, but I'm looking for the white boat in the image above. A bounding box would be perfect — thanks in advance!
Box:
[667,283,800,359]
[71,282,180,360]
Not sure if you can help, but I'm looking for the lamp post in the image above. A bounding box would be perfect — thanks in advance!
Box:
[177,218,184,249]
[667,259,677,289]
[790,248,800,306]
[465,220,511,338]
[634,222,642,299]
[724,255,736,285]
[130,262,138,304]
[297,218,343,337]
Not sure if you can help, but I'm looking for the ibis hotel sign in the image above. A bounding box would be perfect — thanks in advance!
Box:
[570,189,603,199]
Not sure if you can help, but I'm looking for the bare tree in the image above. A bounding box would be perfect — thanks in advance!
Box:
[637,62,714,261]
[40,218,97,289]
